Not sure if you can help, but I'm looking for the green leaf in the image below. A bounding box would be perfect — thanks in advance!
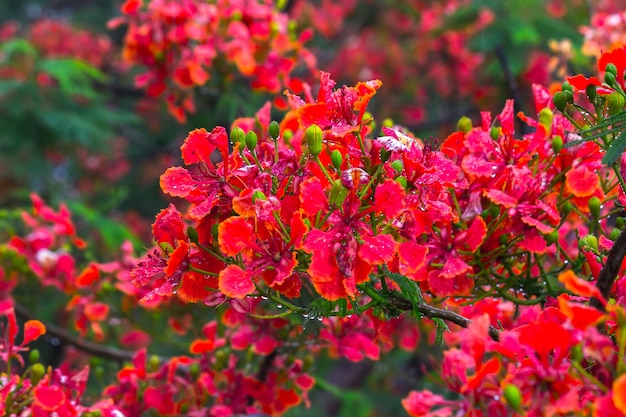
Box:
[383,266,423,318]
[565,111,626,147]
[37,58,105,99]
[0,38,37,59]
[603,129,626,166]
[433,318,449,346]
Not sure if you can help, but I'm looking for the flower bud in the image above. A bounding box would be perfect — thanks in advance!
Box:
[148,355,160,372]
[606,63,618,77]
[538,108,553,129]
[283,128,293,144]
[380,148,391,163]
[544,230,559,245]
[187,226,198,243]
[457,116,472,133]
[190,363,200,379]
[551,135,563,154]
[330,149,343,170]
[305,124,323,156]
[230,127,245,146]
[329,179,349,208]
[605,72,617,87]
[570,344,583,362]
[490,126,501,141]
[617,217,626,229]
[553,92,568,112]
[30,363,46,385]
[252,190,267,202]
[503,384,522,410]
[586,84,597,101]
[580,235,599,252]
[382,118,394,128]
[562,81,573,92]
[610,227,621,241]
[588,196,601,218]
[562,201,573,215]
[245,131,258,150]
[390,159,403,174]
[607,92,625,116]
[395,175,407,189]
[269,120,280,140]
[29,349,40,363]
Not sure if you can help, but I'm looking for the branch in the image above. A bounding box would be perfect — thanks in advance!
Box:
[13,302,135,362]
[389,296,501,341]
[591,227,626,311]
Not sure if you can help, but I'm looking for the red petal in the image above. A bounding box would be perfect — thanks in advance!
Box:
[566,74,601,92]
[558,295,605,330]
[374,179,405,218]
[219,265,254,298]
[398,241,428,279]
[557,270,605,302]
[218,217,254,257]
[160,166,198,198]
[181,127,229,167]
[22,320,46,345]
[164,241,189,276]
[178,271,214,303]
[144,387,175,414]
[33,386,65,411]
[614,373,626,413]
[190,339,215,354]
[565,165,599,198]
[441,256,471,278]
[299,177,329,217]
[484,189,518,208]
[358,234,398,265]
[76,264,100,287]
[496,100,515,133]
[152,205,186,247]
[461,216,487,251]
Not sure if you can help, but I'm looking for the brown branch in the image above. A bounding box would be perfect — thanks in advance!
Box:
[389,295,501,341]
[591,227,626,312]
[13,302,135,362]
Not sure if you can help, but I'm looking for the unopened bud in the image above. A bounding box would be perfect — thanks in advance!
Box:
[382,118,394,128]
[490,127,501,141]
[580,235,599,252]
[552,135,563,154]
[395,175,407,189]
[607,92,625,116]
[605,72,617,87]
[230,127,245,146]
[329,179,349,208]
[148,355,160,372]
[606,63,618,77]
[503,384,522,410]
[30,363,45,385]
[553,92,568,112]
[245,131,258,150]
[610,228,621,241]
[586,84,597,101]
[544,230,559,245]
[390,159,403,174]
[588,196,601,218]
[457,116,472,133]
[269,121,280,140]
[252,190,267,202]
[330,150,343,170]
[538,108,553,129]
[187,226,198,243]
[29,349,40,363]
[305,124,323,156]
[562,81,573,92]
[380,148,391,162]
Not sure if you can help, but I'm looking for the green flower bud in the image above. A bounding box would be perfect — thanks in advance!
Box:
[305,124,323,156]
[588,196,602,218]
[395,175,408,189]
[230,127,245,146]
[457,116,472,133]
[563,90,574,104]
[283,128,293,143]
[607,92,625,116]
[570,344,583,362]
[252,190,267,202]
[189,363,200,379]
[245,131,258,150]
[544,230,559,245]
[382,118,394,128]
[553,91,568,112]
[606,63,618,77]
[605,72,617,87]
[499,234,508,245]
[330,149,343,170]
[490,126,501,141]
[187,226,199,243]
[538,107,553,129]
[269,121,280,140]
[148,355,160,372]
[214,349,229,371]
[29,349,40,364]
[30,363,46,385]
[586,84,597,101]
[552,135,563,154]
[616,217,626,229]
[610,227,621,241]
[562,201,574,215]
[503,384,522,410]
[489,204,501,218]
[380,148,391,163]
[390,159,403,174]
[329,179,349,208]
[562,81,573,92]
[580,235,599,252]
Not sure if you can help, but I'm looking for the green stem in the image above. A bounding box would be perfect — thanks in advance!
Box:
[571,361,608,393]
[314,155,334,183]
[249,310,293,319]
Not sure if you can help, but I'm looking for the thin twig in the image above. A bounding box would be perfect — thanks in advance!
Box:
[13,302,135,362]
[591,227,626,311]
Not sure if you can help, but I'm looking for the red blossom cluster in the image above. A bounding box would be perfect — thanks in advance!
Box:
[110,0,316,122]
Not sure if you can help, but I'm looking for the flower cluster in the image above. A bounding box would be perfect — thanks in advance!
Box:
[110,0,316,122]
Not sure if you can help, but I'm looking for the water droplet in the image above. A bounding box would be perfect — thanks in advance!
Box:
[316,316,323,322]
[261,296,268,300]
[277,304,283,309]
